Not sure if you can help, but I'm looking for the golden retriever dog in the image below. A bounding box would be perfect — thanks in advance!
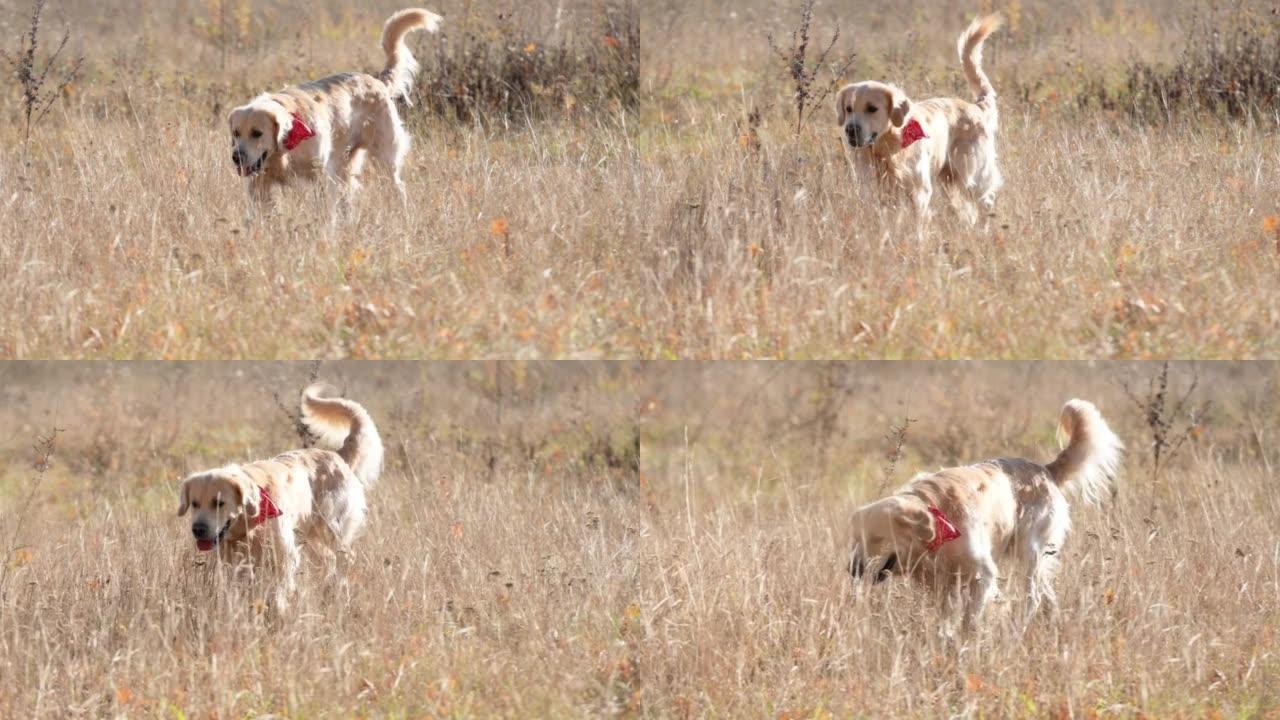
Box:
[848,399,1122,631]
[227,8,442,214]
[836,14,1003,226]
[177,383,384,608]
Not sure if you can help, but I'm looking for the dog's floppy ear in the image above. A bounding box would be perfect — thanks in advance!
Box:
[228,468,261,518]
[888,88,911,128]
[836,85,852,126]
[255,99,293,148]
[176,475,193,516]
[893,503,936,548]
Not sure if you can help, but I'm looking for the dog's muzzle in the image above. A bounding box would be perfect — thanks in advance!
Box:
[193,518,233,551]
[845,124,876,148]
[232,148,268,177]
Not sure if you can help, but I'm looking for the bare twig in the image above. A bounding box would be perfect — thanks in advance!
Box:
[273,360,323,446]
[1,0,84,167]
[0,426,63,604]
[1120,362,1210,514]
[878,415,916,495]
[767,0,857,136]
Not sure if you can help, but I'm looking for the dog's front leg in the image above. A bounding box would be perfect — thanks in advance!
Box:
[265,522,301,612]
[963,557,999,633]
[910,177,933,240]
[244,177,276,224]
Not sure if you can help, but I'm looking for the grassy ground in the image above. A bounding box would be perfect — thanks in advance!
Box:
[4,1,1278,358]
[1,361,1277,716]
[0,0,641,359]
[638,361,1280,717]
[0,361,642,717]
[639,0,1280,358]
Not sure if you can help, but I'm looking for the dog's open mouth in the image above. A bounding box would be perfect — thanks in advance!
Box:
[235,151,268,177]
[195,519,233,552]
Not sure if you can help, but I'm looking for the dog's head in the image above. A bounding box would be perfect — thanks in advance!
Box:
[836,81,911,149]
[176,467,261,550]
[227,97,292,177]
[847,495,936,583]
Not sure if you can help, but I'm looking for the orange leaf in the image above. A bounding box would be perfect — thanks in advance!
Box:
[602,35,621,48]
[1263,215,1280,234]
[489,218,509,238]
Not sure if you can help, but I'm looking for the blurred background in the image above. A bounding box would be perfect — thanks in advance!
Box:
[0,361,641,513]
[0,0,638,125]
[640,361,1275,506]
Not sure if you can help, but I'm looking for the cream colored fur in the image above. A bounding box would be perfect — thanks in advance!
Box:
[226,8,442,215]
[848,399,1122,631]
[176,384,383,609]
[836,14,1003,228]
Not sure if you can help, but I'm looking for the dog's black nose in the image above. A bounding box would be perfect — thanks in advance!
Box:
[192,522,210,539]
[231,149,244,165]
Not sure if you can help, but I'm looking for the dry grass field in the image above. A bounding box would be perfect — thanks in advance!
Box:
[3,0,1277,359]
[0,0,640,359]
[640,0,1280,358]
[1,361,1277,717]
[639,361,1280,717]
[0,361,643,717]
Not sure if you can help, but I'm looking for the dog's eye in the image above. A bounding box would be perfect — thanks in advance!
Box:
[866,104,878,113]
[233,130,240,138]
[190,501,200,509]
[845,105,853,114]
[250,129,262,139]
[215,499,225,508]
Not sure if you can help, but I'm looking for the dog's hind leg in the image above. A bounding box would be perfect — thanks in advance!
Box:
[365,100,412,207]
[1021,550,1062,630]
[1018,500,1068,629]
[327,147,368,223]
[969,140,1003,227]
[316,475,367,583]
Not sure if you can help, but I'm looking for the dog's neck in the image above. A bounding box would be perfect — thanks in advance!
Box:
[870,125,908,158]
[856,131,915,187]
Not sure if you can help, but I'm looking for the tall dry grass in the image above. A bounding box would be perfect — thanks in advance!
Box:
[637,361,1280,716]
[1,361,1277,716]
[639,0,1280,358]
[0,0,641,359]
[0,361,643,717]
[5,1,1278,358]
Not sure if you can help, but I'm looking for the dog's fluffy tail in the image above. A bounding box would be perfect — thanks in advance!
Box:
[300,382,384,489]
[1045,399,1122,505]
[957,13,1002,115]
[379,8,443,100]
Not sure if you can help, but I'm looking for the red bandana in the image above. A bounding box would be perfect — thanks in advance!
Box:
[195,488,283,552]
[900,118,927,149]
[283,113,315,151]
[925,505,961,551]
